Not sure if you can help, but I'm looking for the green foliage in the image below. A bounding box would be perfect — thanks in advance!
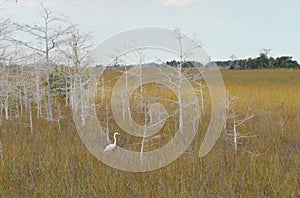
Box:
[48,66,91,99]
[215,54,300,70]
[165,60,203,68]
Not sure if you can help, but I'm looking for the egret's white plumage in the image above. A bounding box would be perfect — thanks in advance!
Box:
[103,132,120,152]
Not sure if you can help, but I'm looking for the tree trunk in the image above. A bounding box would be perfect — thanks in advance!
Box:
[46,72,53,120]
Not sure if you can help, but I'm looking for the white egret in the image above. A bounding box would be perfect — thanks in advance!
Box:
[103,132,120,152]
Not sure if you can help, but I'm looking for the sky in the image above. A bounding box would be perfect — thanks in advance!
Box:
[2,0,300,62]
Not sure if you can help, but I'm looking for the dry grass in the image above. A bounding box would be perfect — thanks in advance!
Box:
[0,69,299,197]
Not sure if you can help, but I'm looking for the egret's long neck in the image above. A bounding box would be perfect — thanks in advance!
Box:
[113,134,117,145]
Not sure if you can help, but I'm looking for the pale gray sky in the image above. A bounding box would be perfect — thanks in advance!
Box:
[2,0,300,61]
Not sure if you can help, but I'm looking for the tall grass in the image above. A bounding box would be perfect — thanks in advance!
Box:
[0,69,299,197]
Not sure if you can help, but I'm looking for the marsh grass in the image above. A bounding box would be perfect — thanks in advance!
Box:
[0,69,299,197]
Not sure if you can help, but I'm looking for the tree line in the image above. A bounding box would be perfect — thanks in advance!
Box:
[166,53,300,70]
[215,53,300,70]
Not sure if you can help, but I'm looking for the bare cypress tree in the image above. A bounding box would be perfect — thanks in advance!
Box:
[8,4,72,121]
[0,15,8,159]
[174,29,184,134]
[56,19,94,126]
[224,91,256,154]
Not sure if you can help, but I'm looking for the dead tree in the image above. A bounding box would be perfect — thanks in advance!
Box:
[57,20,94,126]
[261,48,272,57]
[174,29,186,134]
[9,4,72,121]
[224,91,256,154]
